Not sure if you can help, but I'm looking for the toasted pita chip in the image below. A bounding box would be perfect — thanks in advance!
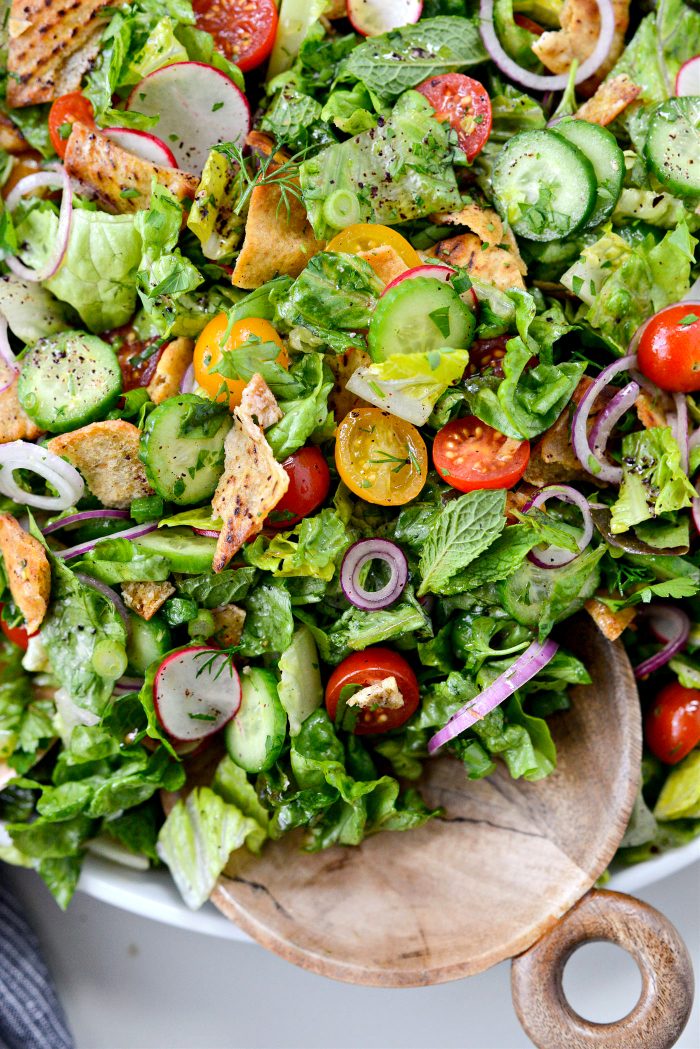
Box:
[0,363,43,443]
[585,598,635,642]
[575,74,641,126]
[48,420,153,509]
[239,374,283,430]
[7,0,111,107]
[426,233,526,292]
[65,123,199,214]
[532,0,630,93]
[0,514,50,634]
[0,114,27,154]
[212,604,246,646]
[212,406,289,572]
[328,346,372,422]
[357,245,409,286]
[147,338,194,406]
[429,201,527,275]
[232,181,323,289]
[635,390,668,430]
[122,581,176,621]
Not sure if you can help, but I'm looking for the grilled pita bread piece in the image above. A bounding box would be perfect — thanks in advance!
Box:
[0,114,27,153]
[64,123,199,214]
[122,581,176,621]
[147,339,194,406]
[585,598,635,642]
[231,180,323,289]
[211,380,289,571]
[0,363,43,444]
[426,233,526,292]
[48,420,153,509]
[0,513,50,634]
[7,0,111,107]
[532,0,631,94]
[575,74,641,126]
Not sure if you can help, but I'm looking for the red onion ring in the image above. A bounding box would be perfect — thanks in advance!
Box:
[479,0,615,92]
[571,355,639,484]
[59,522,158,560]
[523,484,594,568]
[179,363,195,394]
[340,538,408,611]
[0,315,18,393]
[42,509,131,535]
[428,638,559,753]
[672,393,689,474]
[75,572,131,635]
[588,380,640,470]
[634,604,690,679]
[114,676,145,694]
[5,164,72,283]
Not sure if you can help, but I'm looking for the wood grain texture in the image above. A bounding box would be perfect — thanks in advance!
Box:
[212,617,643,986]
[511,889,695,1049]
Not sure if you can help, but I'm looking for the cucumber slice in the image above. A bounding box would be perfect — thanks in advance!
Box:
[132,528,217,574]
[139,394,231,506]
[552,119,625,228]
[368,277,476,363]
[126,613,172,676]
[17,331,122,434]
[492,129,598,242]
[225,667,287,774]
[645,97,700,198]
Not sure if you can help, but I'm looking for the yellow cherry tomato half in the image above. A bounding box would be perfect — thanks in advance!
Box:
[194,314,288,410]
[335,407,428,506]
[326,224,422,270]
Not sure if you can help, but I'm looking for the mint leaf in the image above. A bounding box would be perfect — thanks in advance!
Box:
[417,489,507,596]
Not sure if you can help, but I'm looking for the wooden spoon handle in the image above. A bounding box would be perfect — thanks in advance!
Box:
[510,889,694,1049]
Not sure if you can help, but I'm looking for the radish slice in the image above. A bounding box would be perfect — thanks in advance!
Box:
[347,0,422,36]
[103,127,177,168]
[154,646,241,742]
[126,62,250,176]
[676,56,700,96]
[383,264,456,294]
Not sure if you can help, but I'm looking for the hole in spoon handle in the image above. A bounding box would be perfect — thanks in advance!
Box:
[510,889,694,1049]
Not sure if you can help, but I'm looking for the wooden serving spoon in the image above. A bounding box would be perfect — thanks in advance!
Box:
[212,616,694,1048]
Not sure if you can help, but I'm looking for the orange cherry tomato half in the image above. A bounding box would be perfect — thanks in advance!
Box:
[192,0,278,72]
[636,305,700,393]
[325,647,420,735]
[326,224,422,270]
[266,446,331,528]
[433,416,530,492]
[645,682,700,765]
[335,407,428,506]
[48,92,94,158]
[193,314,288,410]
[1,618,31,650]
[416,74,492,162]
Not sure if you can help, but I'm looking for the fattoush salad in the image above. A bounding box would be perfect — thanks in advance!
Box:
[0,0,698,909]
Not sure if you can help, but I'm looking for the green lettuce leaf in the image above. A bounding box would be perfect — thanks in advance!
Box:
[45,209,142,333]
[211,756,268,852]
[562,223,697,352]
[498,546,605,639]
[346,347,470,426]
[238,581,295,658]
[187,150,246,260]
[157,787,258,908]
[300,92,462,241]
[261,85,336,152]
[265,354,334,459]
[0,641,54,771]
[610,427,696,534]
[245,509,348,580]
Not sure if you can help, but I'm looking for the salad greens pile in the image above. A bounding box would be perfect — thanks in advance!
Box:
[0,0,699,911]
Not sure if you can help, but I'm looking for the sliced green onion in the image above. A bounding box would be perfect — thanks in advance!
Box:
[322,190,361,231]
[92,639,128,679]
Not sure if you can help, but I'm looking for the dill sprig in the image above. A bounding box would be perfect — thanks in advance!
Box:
[193,645,240,682]
[214,141,308,222]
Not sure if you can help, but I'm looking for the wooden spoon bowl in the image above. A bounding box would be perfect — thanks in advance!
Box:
[212,617,694,1046]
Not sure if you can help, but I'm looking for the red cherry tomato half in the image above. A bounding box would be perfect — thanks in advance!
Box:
[645,682,700,765]
[192,0,278,72]
[0,618,31,650]
[433,416,530,493]
[636,305,700,392]
[266,446,331,529]
[48,92,94,158]
[325,647,420,735]
[416,73,492,162]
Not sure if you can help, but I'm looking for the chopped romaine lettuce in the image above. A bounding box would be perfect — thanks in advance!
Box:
[610,428,696,534]
[346,348,470,426]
